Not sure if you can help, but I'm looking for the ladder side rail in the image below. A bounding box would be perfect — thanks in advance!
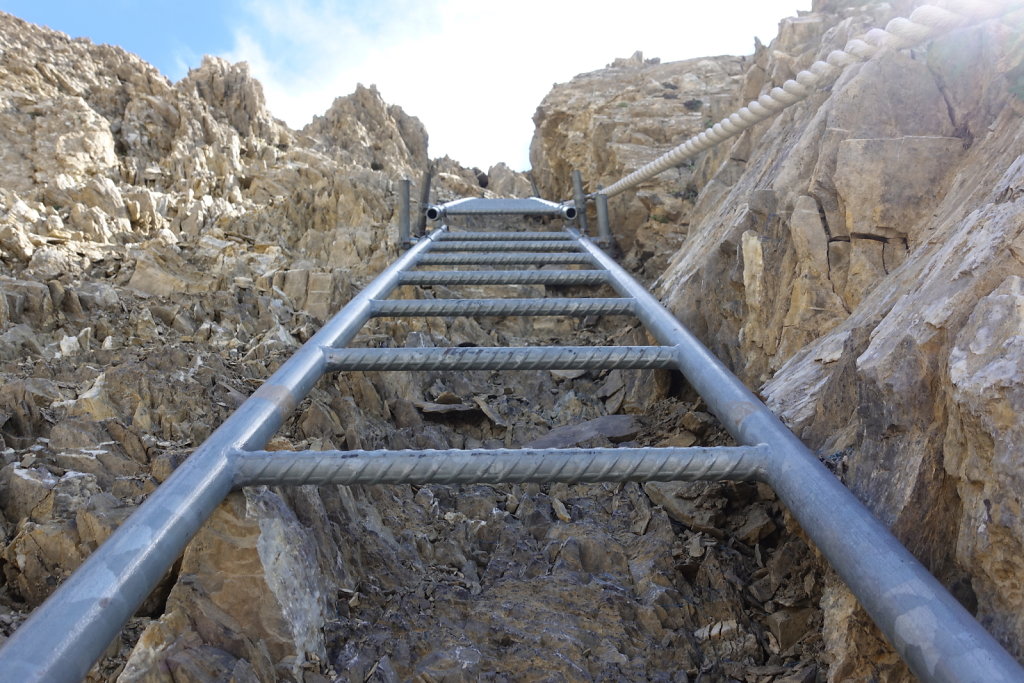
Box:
[572,229,1024,682]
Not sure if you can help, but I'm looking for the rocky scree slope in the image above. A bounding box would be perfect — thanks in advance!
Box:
[0,11,827,683]
[531,0,1024,680]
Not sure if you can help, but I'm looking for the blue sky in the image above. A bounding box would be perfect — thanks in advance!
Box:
[1,1,810,171]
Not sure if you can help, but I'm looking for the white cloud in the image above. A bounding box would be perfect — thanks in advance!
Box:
[225,0,809,171]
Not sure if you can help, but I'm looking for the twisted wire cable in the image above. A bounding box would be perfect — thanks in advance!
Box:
[232,445,769,487]
[600,0,1023,198]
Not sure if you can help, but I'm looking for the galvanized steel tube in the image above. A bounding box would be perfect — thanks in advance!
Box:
[427,197,577,219]
[398,178,411,246]
[571,228,1024,682]
[0,229,449,682]
[595,192,612,245]
[572,170,590,234]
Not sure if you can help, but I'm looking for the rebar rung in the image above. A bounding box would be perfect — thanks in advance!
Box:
[430,240,581,252]
[438,231,575,241]
[418,253,594,265]
[324,345,677,371]
[370,297,636,317]
[233,445,769,486]
[398,270,610,286]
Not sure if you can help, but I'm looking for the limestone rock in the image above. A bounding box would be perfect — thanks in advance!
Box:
[530,3,1024,678]
[530,53,746,252]
[179,56,284,144]
[303,83,428,178]
[945,275,1024,652]
[523,414,640,448]
[10,3,1022,681]
[122,489,329,680]
[486,162,532,198]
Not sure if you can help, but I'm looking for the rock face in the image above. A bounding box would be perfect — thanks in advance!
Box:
[531,1,1024,679]
[0,9,552,681]
[0,9,828,683]
[531,51,747,267]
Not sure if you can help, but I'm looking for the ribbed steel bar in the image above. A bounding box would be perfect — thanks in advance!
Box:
[430,240,582,252]
[324,345,676,372]
[418,253,594,265]
[397,270,610,286]
[0,231,450,682]
[570,228,1024,681]
[438,231,575,241]
[370,297,635,318]
[233,445,769,487]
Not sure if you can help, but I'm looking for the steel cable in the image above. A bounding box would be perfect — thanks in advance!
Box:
[599,0,1023,198]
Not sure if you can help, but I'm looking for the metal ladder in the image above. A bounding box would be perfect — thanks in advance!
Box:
[0,197,1019,682]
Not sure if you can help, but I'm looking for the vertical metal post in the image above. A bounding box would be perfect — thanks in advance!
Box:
[571,170,589,234]
[595,189,611,246]
[417,165,432,236]
[398,178,411,247]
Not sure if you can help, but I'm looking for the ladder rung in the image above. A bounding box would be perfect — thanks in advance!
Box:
[429,197,570,217]
[233,445,767,486]
[430,240,580,252]
[398,270,610,286]
[438,231,574,241]
[418,253,594,265]
[324,345,677,371]
[370,297,635,317]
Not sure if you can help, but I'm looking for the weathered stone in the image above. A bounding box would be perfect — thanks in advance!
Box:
[834,136,962,244]
[122,489,328,680]
[0,464,58,523]
[6,4,1020,681]
[0,223,35,261]
[766,608,816,652]
[486,162,532,198]
[945,275,1024,650]
[523,414,640,448]
[530,53,746,251]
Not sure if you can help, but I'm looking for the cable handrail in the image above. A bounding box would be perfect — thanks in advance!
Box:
[595,0,1024,199]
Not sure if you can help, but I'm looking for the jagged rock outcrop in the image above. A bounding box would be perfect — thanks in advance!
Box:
[0,8,553,679]
[531,51,747,268]
[303,83,428,177]
[531,1,1024,679]
[486,161,533,197]
[0,9,828,683]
